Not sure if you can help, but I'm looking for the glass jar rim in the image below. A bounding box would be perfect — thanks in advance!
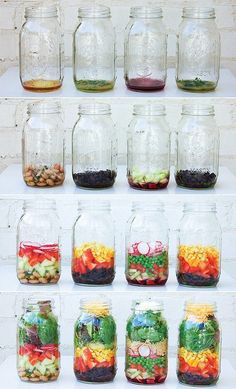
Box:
[133,104,166,116]
[78,5,111,18]
[80,296,112,315]
[184,202,216,213]
[28,101,61,115]
[23,298,54,311]
[130,6,163,18]
[182,105,214,116]
[25,5,58,18]
[184,301,217,314]
[78,200,111,211]
[24,199,56,211]
[133,299,163,313]
[78,103,111,115]
[183,7,216,19]
[132,201,164,212]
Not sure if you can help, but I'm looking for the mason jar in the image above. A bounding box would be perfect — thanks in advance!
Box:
[22,101,65,188]
[124,7,167,91]
[73,5,116,92]
[125,299,168,384]
[74,296,117,382]
[72,201,115,285]
[17,298,60,382]
[177,203,221,287]
[126,202,169,286]
[72,103,117,188]
[177,302,221,385]
[17,199,61,285]
[175,105,219,189]
[176,8,220,92]
[19,5,63,92]
[127,105,170,190]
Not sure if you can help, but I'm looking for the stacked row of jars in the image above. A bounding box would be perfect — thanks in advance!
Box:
[16,200,221,288]
[17,297,221,385]
[22,102,220,190]
[19,5,220,93]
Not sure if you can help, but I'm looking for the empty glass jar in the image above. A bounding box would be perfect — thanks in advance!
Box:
[175,105,219,189]
[22,101,65,188]
[126,202,169,286]
[19,5,63,92]
[17,298,60,382]
[72,103,117,188]
[125,7,167,91]
[17,199,61,285]
[74,296,117,383]
[176,8,220,92]
[125,299,168,384]
[177,302,221,385]
[72,201,115,285]
[127,105,170,190]
[73,5,116,92]
[177,203,221,287]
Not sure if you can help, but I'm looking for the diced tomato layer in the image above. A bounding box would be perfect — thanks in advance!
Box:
[178,356,219,378]
[178,257,219,278]
[19,343,59,362]
[18,242,60,265]
[72,248,114,274]
[74,347,114,373]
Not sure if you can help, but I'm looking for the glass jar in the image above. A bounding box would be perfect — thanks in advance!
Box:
[127,105,170,190]
[19,5,63,92]
[175,105,219,189]
[72,103,117,188]
[17,298,60,382]
[72,201,115,285]
[73,5,116,92]
[176,8,220,92]
[124,7,167,91]
[74,296,117,383]
[17,199,61,285]
[177,203,221,287]
[126,202,169,285]
[22,101,65,188]
[125,299,168,384]
[177,302,221,385]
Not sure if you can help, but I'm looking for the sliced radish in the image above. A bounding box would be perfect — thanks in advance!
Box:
[137,242,150,255]
[128,246,135,255]
[138,345,151,357]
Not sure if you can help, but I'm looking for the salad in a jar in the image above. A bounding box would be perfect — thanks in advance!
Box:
[74,297,117,383]
[17,242,60,284]
[177,302,220,385]
[125,299,168,384]
[126,240,168,285]
[72,241,115,285]
[17,299,60,382]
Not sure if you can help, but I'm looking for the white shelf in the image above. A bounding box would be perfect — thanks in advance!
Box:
[0,67,236,98]
[1,356,235,389]
[0,265,235,293]
[0,165,235,198]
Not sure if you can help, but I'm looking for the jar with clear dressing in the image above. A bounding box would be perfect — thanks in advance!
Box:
[19,5,63,92]
[176,7,220,92]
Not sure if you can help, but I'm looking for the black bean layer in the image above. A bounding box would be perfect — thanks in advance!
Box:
[177,372,218,385]
[73,170,116,188]
[175,170,217,189]
[177,272,219,287]
[72,267,115,285]
[74,366,116,382]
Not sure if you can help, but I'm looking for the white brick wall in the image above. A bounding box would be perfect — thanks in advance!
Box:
[0,291,236,369]
[0,98,236,174]
[0,0,236,75]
